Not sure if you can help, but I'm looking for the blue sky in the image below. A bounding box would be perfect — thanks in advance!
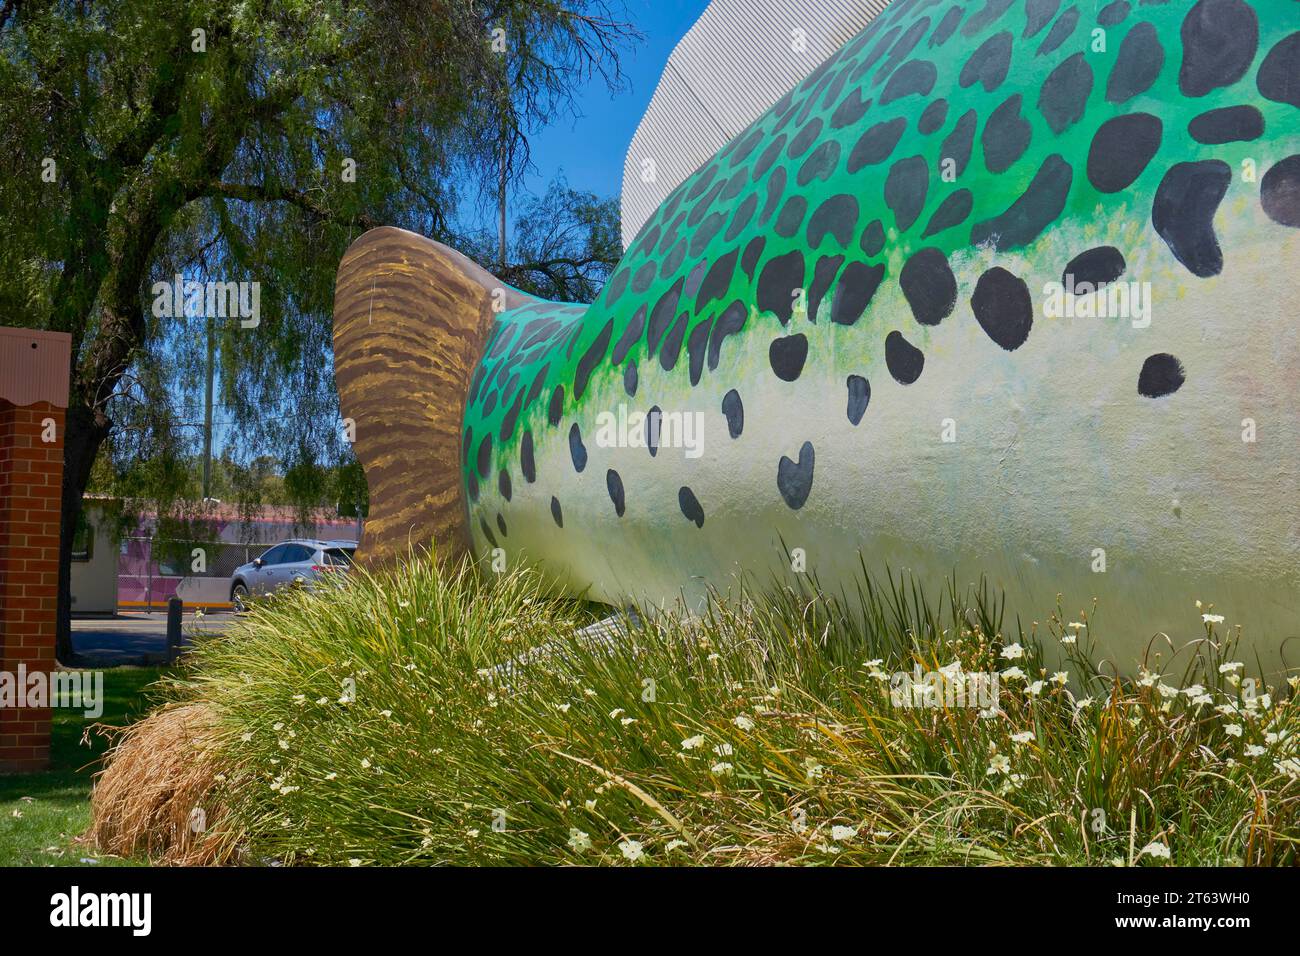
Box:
[515,0,711,207]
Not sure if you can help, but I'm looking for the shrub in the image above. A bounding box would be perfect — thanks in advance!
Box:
[116,552,1299,865]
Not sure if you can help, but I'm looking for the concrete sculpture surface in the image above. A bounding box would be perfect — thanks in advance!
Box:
[335,0,1300,674]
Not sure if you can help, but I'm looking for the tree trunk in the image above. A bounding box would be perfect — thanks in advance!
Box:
[56,402,111,665]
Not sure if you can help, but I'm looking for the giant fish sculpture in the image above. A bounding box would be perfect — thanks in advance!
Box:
[334,0,1300,675]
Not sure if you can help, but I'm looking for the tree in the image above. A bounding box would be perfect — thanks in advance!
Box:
[0,0,635,662]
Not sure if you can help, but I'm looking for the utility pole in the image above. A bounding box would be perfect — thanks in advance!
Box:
[202,314,214,500]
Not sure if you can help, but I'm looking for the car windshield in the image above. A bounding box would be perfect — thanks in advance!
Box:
[324,547,355,567]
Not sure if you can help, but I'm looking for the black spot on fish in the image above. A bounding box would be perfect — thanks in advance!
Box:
[848,118,908,173]
[687,319,711,386]
[983,94,1032,173]
[1037,6,1078,57]
[797,141,840,188]
[612,305,646,366]
[722,389,744,438]
[1097,1,1129,26]
[847,375,871,426]
[1258,32,1300,108]
[648,278,684,354]
[777,442,816,510]
[480,516,497,549]
[922,189,973,237]
[971,267,1034,351]
[885,331,924,384]
[1189,105,1264,144]
[741,237,765,280]
[808,255,844,323]
[1138,353,1186,397]
[885,156,929,231]
[1063,246,1127,288]
[882,59,937,105]
[498,469,512,502]
[724,195,757,242]
[807,194,859,247]
[658,313,687,372]
[919,98,948,134]
[769,334,809,381]
[520,430,536,483]
[961,32,1013,92]
[678,486,705,528]
[497,513,507,538]
[568,423,587,473]
[776,196,809,237]
[860,219,886,256]
[831,261,886,326]
[1087,113,1162,193]
[548,386,564,427]
[708,300,747,370]
[607,469,625,517]
[550,496,563,527]
[623,360,638,397]
[971,153,1073,250]
[1261,155,1300,228]
[1152,159,1231,277]
[900,247,957,326]
[1107,21,1164,104]
[1039,53,1093,134]
[696,249,739,310]
[757,250,806,325]
[940,109,977,178]
[1024,0,1060,38]
[831,88,871,129]
[476,435,492,478]
[1178,0,1258,98]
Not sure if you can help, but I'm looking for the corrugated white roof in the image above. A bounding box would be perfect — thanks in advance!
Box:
[620,0,892,248]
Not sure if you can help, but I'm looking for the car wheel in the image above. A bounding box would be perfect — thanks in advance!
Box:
[231,582,249,612]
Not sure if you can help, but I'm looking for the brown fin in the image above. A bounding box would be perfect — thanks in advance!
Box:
[332,227,531,566]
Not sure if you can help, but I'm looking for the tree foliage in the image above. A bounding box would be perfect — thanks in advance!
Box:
[0,0,634,659]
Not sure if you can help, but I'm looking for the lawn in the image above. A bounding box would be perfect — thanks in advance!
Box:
[0,667,167,866]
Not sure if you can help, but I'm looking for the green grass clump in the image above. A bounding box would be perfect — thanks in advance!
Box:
[0,667,166,866]
[171,552,1299,865]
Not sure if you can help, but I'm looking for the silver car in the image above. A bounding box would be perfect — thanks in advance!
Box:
[230,539,357,609]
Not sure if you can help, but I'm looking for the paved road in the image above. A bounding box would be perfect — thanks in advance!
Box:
[71,612,235,666]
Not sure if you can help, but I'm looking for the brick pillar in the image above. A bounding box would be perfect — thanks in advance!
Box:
[0,329,70,773]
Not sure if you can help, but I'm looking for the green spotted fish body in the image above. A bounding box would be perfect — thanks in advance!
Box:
[457,0,1300,673]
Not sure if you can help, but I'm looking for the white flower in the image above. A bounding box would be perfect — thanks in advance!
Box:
[240,732,253,743]
[1140,841,1171,861]
[1051,671,1069,685]
[620,717,636,726]
[713,742,733,756]
[665,839,689,852]
[1000,666,1026,681]
[1275,758,1300,780]
[1219,662,1244,674]
[618,839,645,862]
[805,759,825,781]
[349,858,363,867]
[556,703,571,713]
[1156,683,1180,699]
[1061,634,1077,645]
[1182,684,1206,698]
[1137,669,1159,688]
[1202,614,1225,624]
[608,708,625,720]
[987,754,1011,775]
[1068,622,1085,631]
[567,829,591,852]
[1074,697,1095,711]
[1025,680,1045,698]
[711,761,734,775]
[360,758,371,769]
[680,734,705,751]
[273,721,284,731]
[733,715,755,731]
[1011,731,1035,744]
[1245,744,1267,758]
[1000,643,1024,660]
[1224,723,1243,738]
[1265,730,1290,745]
[584,799,597,811]
[863,658,883,668]
[830,825,857,842]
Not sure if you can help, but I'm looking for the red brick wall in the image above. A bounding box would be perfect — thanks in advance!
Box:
[0,399,63,772]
